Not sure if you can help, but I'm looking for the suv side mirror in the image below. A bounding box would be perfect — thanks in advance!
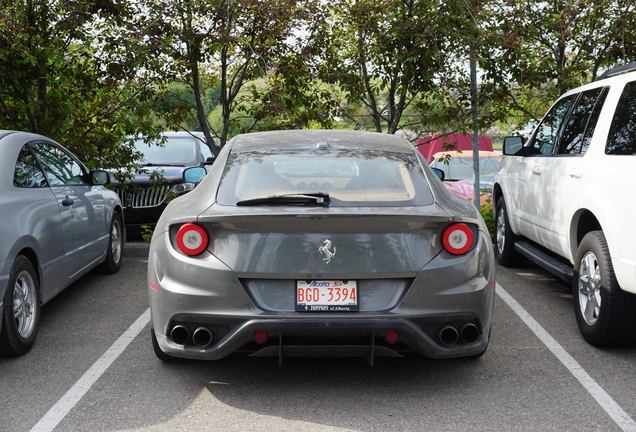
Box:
[204,157,215,166]
[90,170,110,186]
[503,136,524,156]
[184,166,207,184]
[431,167,445,181]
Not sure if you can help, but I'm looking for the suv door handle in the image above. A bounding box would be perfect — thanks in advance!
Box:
[61,196,74,207]
[531,166,542,175]
[569,168,583,179]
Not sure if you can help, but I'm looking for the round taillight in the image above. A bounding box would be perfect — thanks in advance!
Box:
[442,223,475,255]
[176,223,209,256]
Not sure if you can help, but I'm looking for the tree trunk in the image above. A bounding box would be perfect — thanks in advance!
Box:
[219,45,230,148]
[189,44,218,156]
[470,48,480,209]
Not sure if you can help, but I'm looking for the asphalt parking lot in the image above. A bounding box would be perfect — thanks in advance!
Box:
[1,244,635,432]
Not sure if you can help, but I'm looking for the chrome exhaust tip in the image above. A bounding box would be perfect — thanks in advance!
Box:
[439,325,459,346]
[460,323,480,343]
[170,325,190,345]
[192,327,213,347]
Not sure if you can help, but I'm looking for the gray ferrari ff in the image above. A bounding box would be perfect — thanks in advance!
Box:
[148,130,495,363]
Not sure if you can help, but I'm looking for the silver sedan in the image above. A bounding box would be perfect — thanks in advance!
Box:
[0,131,124,356]
[148,130,495,362]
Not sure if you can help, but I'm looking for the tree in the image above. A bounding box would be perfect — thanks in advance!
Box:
[140,0,311,153]
[311,0,451,134]
[0,0,167,171]
[480,0,636,122]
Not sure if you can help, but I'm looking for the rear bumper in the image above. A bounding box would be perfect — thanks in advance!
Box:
[153,314,490,360]
[148,230,496,360]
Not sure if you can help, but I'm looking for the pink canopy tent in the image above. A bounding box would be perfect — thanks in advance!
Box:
[416,133,493,162]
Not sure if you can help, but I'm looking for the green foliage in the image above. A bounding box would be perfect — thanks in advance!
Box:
[311,0,452,134]
[480,200,495,241]
[0,0,167,171]
[1,0,636,168]
[140,225,154,244]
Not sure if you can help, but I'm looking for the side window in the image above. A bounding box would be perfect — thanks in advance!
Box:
[606,81,636,155]
[13,146,48,188]
[31,142,87,186]
[199,141,213,161]
[557,87,607,155]
[530,95,576,156]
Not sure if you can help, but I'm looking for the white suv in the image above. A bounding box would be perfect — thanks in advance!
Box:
[493,63,636,347]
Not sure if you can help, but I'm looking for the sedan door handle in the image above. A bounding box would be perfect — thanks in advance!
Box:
[569,168,583,179]
[61,196,74,207]
[531,166,542,175]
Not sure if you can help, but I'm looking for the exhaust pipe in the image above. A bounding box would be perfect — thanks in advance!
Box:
[439,325,459,346]
[170,325,190,345]
[460,323,480,343]
[192,327,213,347]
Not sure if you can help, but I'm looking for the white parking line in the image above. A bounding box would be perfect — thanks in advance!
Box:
[496,284,636,432]
[29,309,150,432]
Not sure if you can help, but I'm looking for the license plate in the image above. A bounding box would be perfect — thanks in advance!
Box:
[296,280,358,312]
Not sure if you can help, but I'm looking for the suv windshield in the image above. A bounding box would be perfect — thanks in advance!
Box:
[135,138,198,165]
[217,149,434,207]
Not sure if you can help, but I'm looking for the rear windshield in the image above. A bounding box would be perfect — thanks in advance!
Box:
[216,149,434,207]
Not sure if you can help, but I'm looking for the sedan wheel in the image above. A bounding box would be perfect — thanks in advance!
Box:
[13,271,37,339]
[111,218,122,266]
[99,212,124,274]
[0,255,40,356]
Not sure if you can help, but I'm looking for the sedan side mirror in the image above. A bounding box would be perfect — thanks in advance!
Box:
[431,167,445,181]
[503,136,524,156]
[184,166,207,184]
[90,170,110,186]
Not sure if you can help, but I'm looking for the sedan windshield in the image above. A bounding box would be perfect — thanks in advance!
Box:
[430,155,501,183]
[217,149,434,207]
[135,138,198,165]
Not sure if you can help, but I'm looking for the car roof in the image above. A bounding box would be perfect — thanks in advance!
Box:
[0,130,17,142]
[230,130,414,153]
[0,130,57,147]
[563,70,636,97]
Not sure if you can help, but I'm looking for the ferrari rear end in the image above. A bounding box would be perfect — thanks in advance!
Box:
[148,130,495,362]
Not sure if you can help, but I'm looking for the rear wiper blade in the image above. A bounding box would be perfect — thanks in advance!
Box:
[236,192,330,206]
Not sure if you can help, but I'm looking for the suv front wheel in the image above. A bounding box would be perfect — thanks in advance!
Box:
[573,231,636,347]
[494,197,523,266]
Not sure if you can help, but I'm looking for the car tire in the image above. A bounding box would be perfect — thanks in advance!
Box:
[99,212,124,274]
[151,328,174,362]
[494,198,523,266]
[0,256,41,356]
[573,231,636,347]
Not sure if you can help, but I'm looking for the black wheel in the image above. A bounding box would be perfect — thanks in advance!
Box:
[573,231,636,347]
[151,328,174,362]
[0,256,41,356]
[99,212,124,274]
[494,197,523,266]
